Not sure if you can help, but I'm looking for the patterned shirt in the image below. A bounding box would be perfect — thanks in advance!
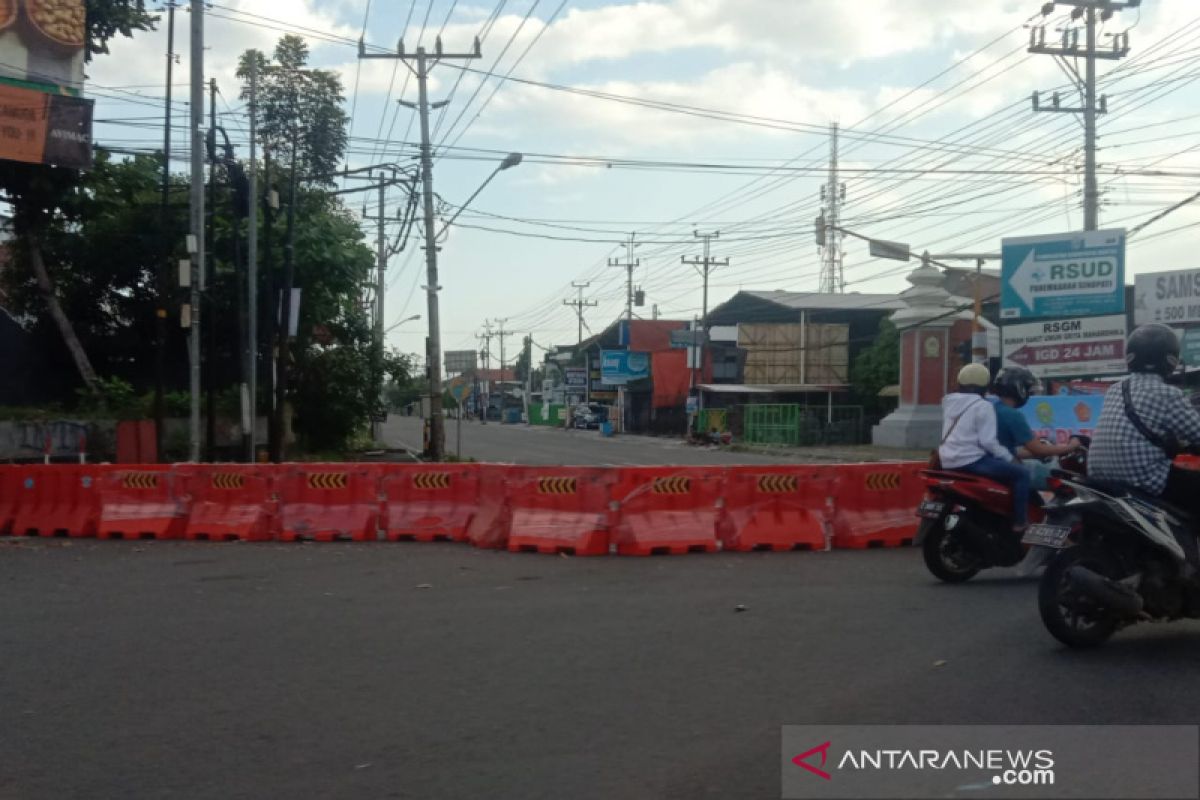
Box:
[1089,373,1200,494]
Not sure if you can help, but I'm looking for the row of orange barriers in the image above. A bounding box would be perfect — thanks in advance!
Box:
[0,461,927,554]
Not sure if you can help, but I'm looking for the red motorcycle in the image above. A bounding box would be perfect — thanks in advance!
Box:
[915,443,1088,583]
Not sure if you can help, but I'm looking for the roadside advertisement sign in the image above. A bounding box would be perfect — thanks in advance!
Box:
[1001,314,1127,378]
[1134,267,1200,325]
[564,367,587,388]
[1021,395,1105,444]
[600,350,650,384]
[1000,229,1125,320]
[0,0,91,169]
[444,349,478,374]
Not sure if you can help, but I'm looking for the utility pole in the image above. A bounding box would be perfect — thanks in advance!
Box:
[608,233,640,321]
[205,76,217,461]
[494,318,514,377]
[1029,0,1136,231]
[372,177,387,442]
[477,321,493,422]
[563,281,598,345]
[155,0,175,462]
[187,0,204,462]
[681,230,728,326]
[818,122,845,293]
[523,334,532,425]
[682,230,728,433]
[246,53,258,462]
[360,38,483,460]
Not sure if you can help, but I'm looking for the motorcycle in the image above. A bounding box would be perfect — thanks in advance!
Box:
[1032,468,1200,648]
[914,439,1088,583]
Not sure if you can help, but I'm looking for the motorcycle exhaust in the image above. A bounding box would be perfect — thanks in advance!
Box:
[1065,566,1144,617]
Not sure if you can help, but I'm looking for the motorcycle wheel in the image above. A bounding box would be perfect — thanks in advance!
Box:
[1038,545,1121,648]
[921,519,982,583]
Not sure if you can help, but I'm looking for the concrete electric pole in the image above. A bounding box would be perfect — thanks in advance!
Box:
[563,281,598,345]
[188,0,205,462]
[682,230,728,326]
[359,37,483,460]
[609,233,641,322]
[1029,0,1136,231]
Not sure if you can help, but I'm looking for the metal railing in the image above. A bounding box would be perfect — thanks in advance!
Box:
[742,404,865,446]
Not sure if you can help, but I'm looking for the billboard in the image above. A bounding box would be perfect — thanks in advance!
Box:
[1001,314,1127,378]
[1133,267,1200,326]
[444,350,477,374]
[600,350,650,384]
[1000,229,1125,321]
[564,367,587,388]
[0,0,91,169]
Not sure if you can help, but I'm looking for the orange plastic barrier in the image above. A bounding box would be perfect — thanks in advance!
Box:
[718,467,831,552]
[610,467,724,555]
[505,467,614,556]
[381,464,479,542]
[97,467,189,540]
[182,465,276,541]
[464,464,516,549]
[6,464,101,538]
[276,464,380,542]
[830,463,925,549]
[0,465,21,535]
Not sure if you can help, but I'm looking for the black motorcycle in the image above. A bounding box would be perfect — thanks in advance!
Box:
[1031,472,1200,648]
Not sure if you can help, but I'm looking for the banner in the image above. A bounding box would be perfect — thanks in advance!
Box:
[0,82,91,168]
[1022,395,1105,444]
[1000,314,1127,378]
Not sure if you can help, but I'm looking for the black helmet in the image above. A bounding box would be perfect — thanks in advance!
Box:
[992,366,1040,408]
[1126,323,1181,377]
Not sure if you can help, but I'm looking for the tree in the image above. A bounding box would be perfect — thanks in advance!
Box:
[2,151,190,399]
[0,2,156,389]
[237,36,348,184]
[850,318,900,417]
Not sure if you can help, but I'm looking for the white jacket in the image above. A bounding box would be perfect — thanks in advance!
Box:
[938,392,1013,469]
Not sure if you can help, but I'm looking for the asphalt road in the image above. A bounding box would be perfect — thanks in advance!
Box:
[380,415,903,465]
[6,539,1200,800]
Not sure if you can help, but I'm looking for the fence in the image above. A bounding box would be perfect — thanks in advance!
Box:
[741,404,865,447]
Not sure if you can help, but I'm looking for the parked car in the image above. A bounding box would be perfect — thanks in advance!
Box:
[572,403,610,430]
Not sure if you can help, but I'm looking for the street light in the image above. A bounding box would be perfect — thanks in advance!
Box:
[384,314,422,335]
[436,152,523,240]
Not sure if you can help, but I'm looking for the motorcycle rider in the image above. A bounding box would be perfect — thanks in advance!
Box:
[1090,324,1200,510]
[991,366,1083,489]
[940,363,1032,532]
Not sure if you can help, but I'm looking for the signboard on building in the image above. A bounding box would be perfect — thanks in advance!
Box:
[564,367,587,388]
[1134,267,1200,326]
[600,350,650,384]
[1000,229,1125,320]
[0,0,91,169]
[444,350,477,374]
[1001,314,1127,378]
[670,329,707,349]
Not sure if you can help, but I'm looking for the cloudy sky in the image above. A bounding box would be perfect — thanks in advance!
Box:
[88,0,1200,362]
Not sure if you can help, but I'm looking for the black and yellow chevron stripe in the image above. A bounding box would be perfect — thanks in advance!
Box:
[651,476,691,494]
[413,473,451,490]
[756,474,798,493]
[537,477,577,494]
[121,472,159,490]
[307,472,349,490]
[865,472,902,491]
[211,473,245,489]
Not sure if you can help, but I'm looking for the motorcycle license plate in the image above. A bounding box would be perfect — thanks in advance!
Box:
[1022,524,1072,549]
[916,500,945,519]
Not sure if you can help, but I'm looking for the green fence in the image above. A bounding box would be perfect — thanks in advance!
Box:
[742,404,865,446]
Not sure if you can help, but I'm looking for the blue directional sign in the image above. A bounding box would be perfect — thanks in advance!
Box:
[1000,228,1125,321]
